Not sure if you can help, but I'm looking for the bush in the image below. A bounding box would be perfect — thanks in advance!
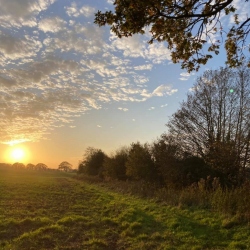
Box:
[126,142,157,182]
[78,147,106,177]
[104,147,128,180]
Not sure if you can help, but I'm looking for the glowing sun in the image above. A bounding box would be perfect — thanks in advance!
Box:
[4,142,31,164]
[11,148,25,161]
[6,146,30,163]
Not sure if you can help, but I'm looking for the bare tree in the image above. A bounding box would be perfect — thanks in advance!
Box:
[167,66,250,184]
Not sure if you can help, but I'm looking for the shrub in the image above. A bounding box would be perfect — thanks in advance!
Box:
[78,147,106,177]
[104,147,128,180]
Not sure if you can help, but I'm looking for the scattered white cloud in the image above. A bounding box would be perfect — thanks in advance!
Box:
[43,23,105,56]
[133,75,149,84]
[180,72,190,77]
[132,119,135,122]
[152,85,178,96]
[148,107,155,111]
[65,2,78,17]
[160,104,168,108]
[110,32,171,64]
[134,64,153,71]
[118,107,129,112]
[179,72,191,81]
[0,0,56,28]
[65,3,95,18]
[110,33,145,58]
[0,1,181,145]
[0,31,42,61]
[229,0,249,24]
[97,125,102,128]
[80,6,96,17]
[38,17,66,33]
[145,43,171,64]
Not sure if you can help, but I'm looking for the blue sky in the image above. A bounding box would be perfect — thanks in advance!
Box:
[0,0,249,168]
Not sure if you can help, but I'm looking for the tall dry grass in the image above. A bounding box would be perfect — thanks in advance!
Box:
[77,174,250,222]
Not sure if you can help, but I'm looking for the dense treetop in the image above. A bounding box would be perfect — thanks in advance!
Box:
[95,0,250,71]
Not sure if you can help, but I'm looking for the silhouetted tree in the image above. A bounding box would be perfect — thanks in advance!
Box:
[104,147,129,180]
[26,163,36,170]
[35,163,48,171]
[12,162,25,169]
[58,161,72,172]
[126,142,156,182]
[79,147,106,176]
[151,135,183,187]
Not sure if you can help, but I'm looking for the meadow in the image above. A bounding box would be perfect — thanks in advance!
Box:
[1,168,250,250]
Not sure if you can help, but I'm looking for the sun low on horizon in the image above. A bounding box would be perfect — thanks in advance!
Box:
[5,145,30,164]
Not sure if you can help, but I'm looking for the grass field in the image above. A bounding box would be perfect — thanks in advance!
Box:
[1,168,250,250]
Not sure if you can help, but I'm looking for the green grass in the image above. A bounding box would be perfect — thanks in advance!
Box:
[0,168,250,249]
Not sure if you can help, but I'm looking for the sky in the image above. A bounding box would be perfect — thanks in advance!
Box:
[0,0,249,168]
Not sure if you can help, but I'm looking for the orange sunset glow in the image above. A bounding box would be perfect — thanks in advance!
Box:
[0,0,248,171]
[5,146,30,164]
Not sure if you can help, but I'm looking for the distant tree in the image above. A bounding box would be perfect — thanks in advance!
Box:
[95,0,250,71]
[78,147,106,176]
[0,163,12,169]
[167,66,250,186]
[26,163,36,170]
[35,163,48,171]
[104,147,129,180]
[58,161,72,172]
[12,162,25,169]
[126,142,156,182]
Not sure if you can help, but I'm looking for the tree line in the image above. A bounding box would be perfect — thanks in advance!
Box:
[0,162,49,170]
[78,66,250,189]
[0,161,74,172]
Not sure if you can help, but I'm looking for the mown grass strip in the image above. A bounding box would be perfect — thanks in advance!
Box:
[1,169,250,249]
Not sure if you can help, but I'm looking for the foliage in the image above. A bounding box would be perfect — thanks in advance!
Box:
[58,161,72,172]
[126,142,157,182]
[104,147,129,180]
[151,135,216,188]
[95,0,250,71]
[78,66,250,188]
[167,66,250,186]
[151,135,182,187]
[26,163,36,170]
[35,163,48,171]
[78,147,106,176]
[12,162,25,169]
[180,155,215,186]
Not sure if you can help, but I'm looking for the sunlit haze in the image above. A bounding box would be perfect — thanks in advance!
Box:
[0,0,249,168]
[5,146,30,164]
